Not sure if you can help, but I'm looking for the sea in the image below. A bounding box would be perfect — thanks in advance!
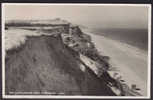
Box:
[88,28,148,52]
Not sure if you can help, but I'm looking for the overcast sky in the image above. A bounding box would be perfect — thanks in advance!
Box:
[3,4,150,29]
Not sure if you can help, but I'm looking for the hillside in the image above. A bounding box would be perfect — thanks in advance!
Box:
[5,19,142,96]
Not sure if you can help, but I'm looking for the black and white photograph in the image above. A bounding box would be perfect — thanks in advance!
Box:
[2,3,151,99]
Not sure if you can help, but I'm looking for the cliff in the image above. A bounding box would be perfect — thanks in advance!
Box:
[5,33,116,95]
[5,19,142,96]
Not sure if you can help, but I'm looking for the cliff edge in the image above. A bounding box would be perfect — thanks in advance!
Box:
[5,19,142,96]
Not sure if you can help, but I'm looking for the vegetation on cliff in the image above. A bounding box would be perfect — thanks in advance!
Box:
[5,19,142,96]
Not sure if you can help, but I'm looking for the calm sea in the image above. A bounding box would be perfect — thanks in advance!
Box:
[90,28,148,51]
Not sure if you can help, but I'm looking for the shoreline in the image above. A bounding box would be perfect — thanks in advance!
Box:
[83,30,148,96]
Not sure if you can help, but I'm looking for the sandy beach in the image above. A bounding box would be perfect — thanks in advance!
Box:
[84,31,148,96]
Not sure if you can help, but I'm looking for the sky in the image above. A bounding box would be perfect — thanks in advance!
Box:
[3,4,150,29]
